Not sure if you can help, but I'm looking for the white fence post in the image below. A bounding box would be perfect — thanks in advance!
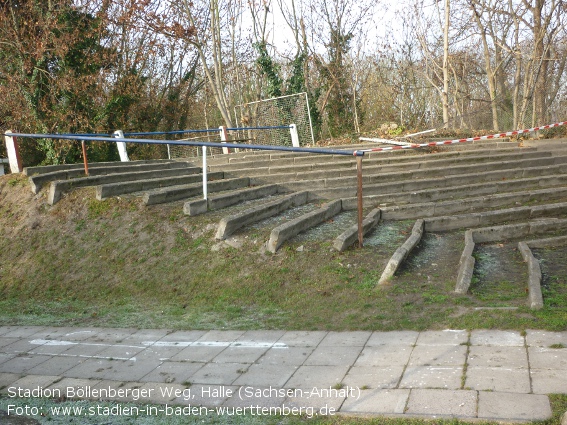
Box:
[219,126,229,154]
[290,124,300,147]
[202,146,208,200]
[113,130,130,161]
[4,130,23,173]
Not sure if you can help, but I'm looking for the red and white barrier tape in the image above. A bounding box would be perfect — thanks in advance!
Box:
[354,120,567,155]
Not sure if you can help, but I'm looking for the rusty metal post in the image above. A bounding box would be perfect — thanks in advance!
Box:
[357,155,363,248]
[81,140,89,176]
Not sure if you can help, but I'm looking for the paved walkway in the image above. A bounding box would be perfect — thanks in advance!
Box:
[1,326,566,422]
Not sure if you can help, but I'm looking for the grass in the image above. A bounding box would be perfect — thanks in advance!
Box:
[0,175,566,332]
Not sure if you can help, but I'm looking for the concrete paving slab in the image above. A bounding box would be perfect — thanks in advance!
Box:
[195,330,246,344]
[46,378,102,399]
[468,345,529,368]
[0,338,19,350]
[170,384,237,406]
[2,339,44,354]
[28,342,80,356]
[408,345,467,366]
[232,364,298,387]
[285,365,349,388]
[478,391,552,421]
[188,363,250,385]
[223,387,284,408]
[64,357,160,382]
[257,346,314,366]
[94,344,146,361]
[406,389,477,418]
[528,346,567,369]
[135,345,188,361]
[85,328,138,343]
[211,347,268,364]
[276,331,327,347]
[341,389,410,414]
[170,346,227,363]
[366,331,419,346]
[59,342,109,358]
[36,328,99,341]
[139,361,204,384]
[342,366,404,389]
[399,366,463,390]
[235,330,286,344]
[0,327,46,339]
[465,367,530,393]
[304,346,363,366]
[0,373,20,391]
[137,382,186,404]
[6,375,60,393]
[285,391,345,412]
[153,330,207,344]
[470,330,525,346]
[122,329,172,344]
[416,330,468,345]
[27,355,86,376]
[318,331,371,346]
[531,369,567,393]
[354,345,413,367]
[526,330,567,347]
[0,355,50,374]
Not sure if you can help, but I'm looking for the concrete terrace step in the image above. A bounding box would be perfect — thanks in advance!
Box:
[48,166,201,205]
[142,177,250,205]
[30,161,193,194]
[96,172,225,200]
[23,159,176,176]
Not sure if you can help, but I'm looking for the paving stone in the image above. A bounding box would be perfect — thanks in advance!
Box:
[526,330,567,347]
[123,329,172,344]
[155,330,208,344]
[276,331,327,347]
[139,361,204,384]
[416,330,468,346]
[235,330,286,344]
[341,389,410,414]
[399,366,463,389]
[188,363,250,385]
[195,330,246,344]
[28,341,79,356]
[285,390,345,412]
[0,327,46,338]
[468,345,528,368]
[135,345,187,361]
[0,373,20,392]
[528,346,567,369]
[6,375,60,394]
[318,331,371,346]
[2,339,45,354]
[465,367,530,393]
[38,328,99,341]
[0,355,50,374]
[257,346,314,366]
[354,345,413,367]
[211,346,267,364]
[304,346,363,366]
[478,391,552,421]
[64,358,161,382]
[85,328,138,343]
[365,331,418,346]
[0,338,19,350]
[223,387,284,408]
[46,378,101,399]
[90,381,149,403]
[408,345,467,366]
[232,363,297,387]
[470,330,524,346]
[27,355,86,376]
[170,384,237,406]
[59,342,108,358]
[406,389,477,418]
[95,343,147,361]
[531,369,567,393]
[342,366,404,389]
[0,352,17,366]
[285,365,349,388]
[169,345,226,363]
[137,382,189,404]
[0,327,15,337]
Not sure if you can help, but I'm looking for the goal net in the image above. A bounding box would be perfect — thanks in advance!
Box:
[234,92,315,147]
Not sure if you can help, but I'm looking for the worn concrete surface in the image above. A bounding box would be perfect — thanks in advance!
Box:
[1,327,565,422]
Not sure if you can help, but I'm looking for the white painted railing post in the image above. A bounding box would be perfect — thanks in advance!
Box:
[219,126,229,154]
[113,130,130,161]
[202,146,208,200]
[4,130,23,173]
[290,123,300,147]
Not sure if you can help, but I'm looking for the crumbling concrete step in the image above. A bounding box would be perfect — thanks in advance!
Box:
[337,170,567,210]
[455,218,567,295]
[223,149,550,178]
[267,200,343,253]
[143,177,250,205]
[378,219,425,285]
[23,159,175,176]
[266,156,567,195]
[30,161,192,194]
[424,201,567,232]
[215,191,309,240]
[333,209,381,251]
[184,184,280,216]
[380,187,567,220]
[96,172,225,200]
[48,167,201,205]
